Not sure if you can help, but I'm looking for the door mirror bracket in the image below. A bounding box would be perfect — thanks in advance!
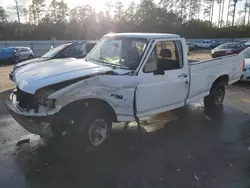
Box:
[153,69,165,75]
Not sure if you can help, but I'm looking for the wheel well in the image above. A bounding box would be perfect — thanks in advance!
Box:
[213,75,229,86]
[61,99,117,122]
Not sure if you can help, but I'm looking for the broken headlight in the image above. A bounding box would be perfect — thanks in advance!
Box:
[35,88,56,112]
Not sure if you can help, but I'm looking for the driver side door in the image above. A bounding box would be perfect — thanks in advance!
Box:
[136,38,189,118]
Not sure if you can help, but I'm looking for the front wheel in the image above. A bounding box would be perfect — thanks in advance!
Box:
[204,82,226,109]
[74,111,112,148]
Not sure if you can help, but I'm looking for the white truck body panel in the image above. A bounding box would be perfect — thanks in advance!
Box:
[11,33,244,123]
[187,55,243,103]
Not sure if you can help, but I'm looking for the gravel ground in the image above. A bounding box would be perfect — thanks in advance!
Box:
[0,65,14,92]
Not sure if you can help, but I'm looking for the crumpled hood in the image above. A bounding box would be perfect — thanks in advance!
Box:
[14,58,113,94]
[14,58,48,70]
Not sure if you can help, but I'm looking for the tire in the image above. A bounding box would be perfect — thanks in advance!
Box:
[29,55,34,60]
[13,56,19,64]
[204,82,226,109]
[74,109,112,148]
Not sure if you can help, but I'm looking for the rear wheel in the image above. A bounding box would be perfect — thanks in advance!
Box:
[13,56,19,64]
[204,82,226,109]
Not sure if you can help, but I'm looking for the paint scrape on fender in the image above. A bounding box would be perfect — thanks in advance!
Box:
[48,75,138,119]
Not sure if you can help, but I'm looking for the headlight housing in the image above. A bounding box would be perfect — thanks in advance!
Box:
[35,88,56,112]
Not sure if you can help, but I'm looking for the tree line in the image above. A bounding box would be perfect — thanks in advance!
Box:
[0,0,250,40]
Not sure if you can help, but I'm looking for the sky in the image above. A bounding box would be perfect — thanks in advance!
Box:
[0,0,246,24]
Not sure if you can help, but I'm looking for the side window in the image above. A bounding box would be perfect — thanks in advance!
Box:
[17,48,22,52]
[144,41,183,73]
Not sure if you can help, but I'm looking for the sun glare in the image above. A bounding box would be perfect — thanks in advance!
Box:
[67,0,107,11]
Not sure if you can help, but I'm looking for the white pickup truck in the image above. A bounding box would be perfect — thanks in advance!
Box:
[6,33,244,147]
[195,40,218,49]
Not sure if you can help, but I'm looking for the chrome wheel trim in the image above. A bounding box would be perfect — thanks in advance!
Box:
[88,119,108,146]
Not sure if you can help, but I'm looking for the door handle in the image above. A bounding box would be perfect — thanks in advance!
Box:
[178,73,188,78]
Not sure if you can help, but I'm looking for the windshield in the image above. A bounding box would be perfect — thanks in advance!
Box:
[42,43,71,58]
[86,37,148,70]
[218,43,236,49]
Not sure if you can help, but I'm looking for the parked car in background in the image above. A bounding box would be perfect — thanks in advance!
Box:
[244,42,250,47]
[194,40,223,49]
[211,41,221,48]
[186,42,196,51]
[195,40,213,49]
[9,41,97,80]
[0,47,34,65]
[211,42,247,58]
[240,47,250,81]
[239,40,248,44]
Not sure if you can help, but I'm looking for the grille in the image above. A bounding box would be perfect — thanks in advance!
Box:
[15,87,37,111]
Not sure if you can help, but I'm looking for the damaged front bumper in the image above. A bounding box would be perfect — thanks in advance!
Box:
[5,93,54,137]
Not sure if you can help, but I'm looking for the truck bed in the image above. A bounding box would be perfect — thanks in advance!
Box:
[186,54,244,104]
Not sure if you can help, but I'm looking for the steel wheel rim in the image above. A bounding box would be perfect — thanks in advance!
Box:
[88,119,108,146]
[215,88,224,105]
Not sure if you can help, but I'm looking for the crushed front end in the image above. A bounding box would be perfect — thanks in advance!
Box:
[5,88,61,137]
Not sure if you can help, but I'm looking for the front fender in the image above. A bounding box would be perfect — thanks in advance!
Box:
[48,75,138,119]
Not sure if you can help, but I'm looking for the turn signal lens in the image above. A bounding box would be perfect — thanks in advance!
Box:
[243,59,246,71]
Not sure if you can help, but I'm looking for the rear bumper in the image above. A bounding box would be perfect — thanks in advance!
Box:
[5,93,53,137]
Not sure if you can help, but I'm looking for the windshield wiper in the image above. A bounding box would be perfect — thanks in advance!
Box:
[99,57,131,69]
[88,57,131,70]
[98,57,113,64]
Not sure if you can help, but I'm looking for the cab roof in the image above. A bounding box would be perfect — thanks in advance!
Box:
[104,33,180,39]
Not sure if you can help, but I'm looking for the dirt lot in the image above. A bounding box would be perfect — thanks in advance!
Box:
[188,50,211,61]
[0,65,14,92]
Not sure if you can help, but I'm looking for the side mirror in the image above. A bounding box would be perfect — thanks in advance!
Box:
[153,59,165,75]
